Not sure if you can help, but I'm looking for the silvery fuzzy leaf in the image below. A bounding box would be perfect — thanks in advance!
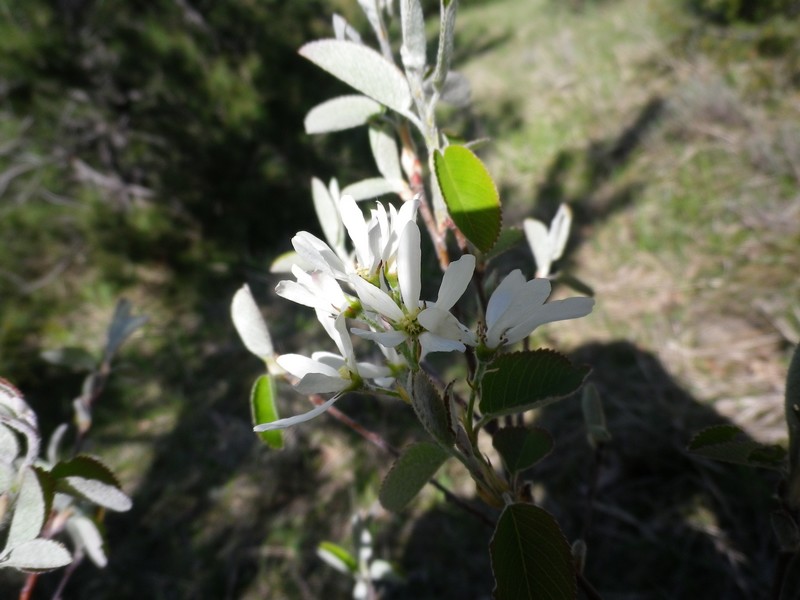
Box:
[400,0,426,71]
[103,299,148,362]
[0,538,72,572]
[332,13,362,44]
[299,40,412,114]
[342,178,405,201]
[369,124,403,181]
[432,0,459,89]
[312,177,344,251]
[6,467,51,550]
[0,462,15,495]
[0,424,19,463]
[305,95,383,134]
[65,515,107,568]
[0,378,36,429]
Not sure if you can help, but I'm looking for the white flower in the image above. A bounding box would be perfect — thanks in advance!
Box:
[483,270,594,349]
[254,311,390,432]
[276,265,353,317]
[289,197,418,284]
[350,221,476,358]
[523,203,572,278]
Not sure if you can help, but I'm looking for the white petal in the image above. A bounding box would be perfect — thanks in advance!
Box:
[253,394,340,431]
[340,195,371,268]
[504,297,595,345]
[485,270,527,329]
[435,254,475,311]
[419,332,466,360]
[312,177,344,251]
[355,361,392,379]
[294,373,351,395]
[418,307,476,345]
[485,276,551,348]
[311,351,346,370]
[231,285,273,359]
[398,222,421,312]
[550,203,572,261]
[351,276,404,321]
[275,280,321,309]
[277,354,340,380]
[293,232,347,278]
[523,218,553,277]
[351,328,407,347]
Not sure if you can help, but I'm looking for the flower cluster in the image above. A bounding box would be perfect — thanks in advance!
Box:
[232,192,594,432]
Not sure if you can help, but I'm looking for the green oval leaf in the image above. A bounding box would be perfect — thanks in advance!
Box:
[479,350,590,420]
[251,374,283,449]
[379,442,449,512]
[433,146,501,253]
[492,427,553,474]
[688,424,786,470]
[490,503,576,600]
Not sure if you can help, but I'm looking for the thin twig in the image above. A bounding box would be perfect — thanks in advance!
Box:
[577,571,604,600]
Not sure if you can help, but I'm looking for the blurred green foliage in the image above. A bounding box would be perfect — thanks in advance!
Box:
[0,0,363,382]
[688,0,799,23]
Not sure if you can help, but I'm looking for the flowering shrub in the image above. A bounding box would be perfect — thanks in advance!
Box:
[230,1,599,597]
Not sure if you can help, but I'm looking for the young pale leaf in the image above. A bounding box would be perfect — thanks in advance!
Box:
[104,299,148,362]
[492,427,553,474]
[379,442,449,512]
[318,541,358,574]
[432,0,459,89]
[688,425,786,470]
[305,95,383,134]
[341,178,405,201]
[785,344,800,507]
[6,467,53,550]
[369,124,403,182]
[0,539,72,572]
[490,503,576,600]
[66,515,107,568]
[231,284,274,361]
[46,423,69,466]
[299,40,412,114]
[312,177,343,254]
[479,350,590,420]
[251,374,283,449]
[581,383,612,446]
[400,0,426,70]
[437,71,471,107]
[411,371,455,446]
[433,146,501,253]
[51,455,132,512]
